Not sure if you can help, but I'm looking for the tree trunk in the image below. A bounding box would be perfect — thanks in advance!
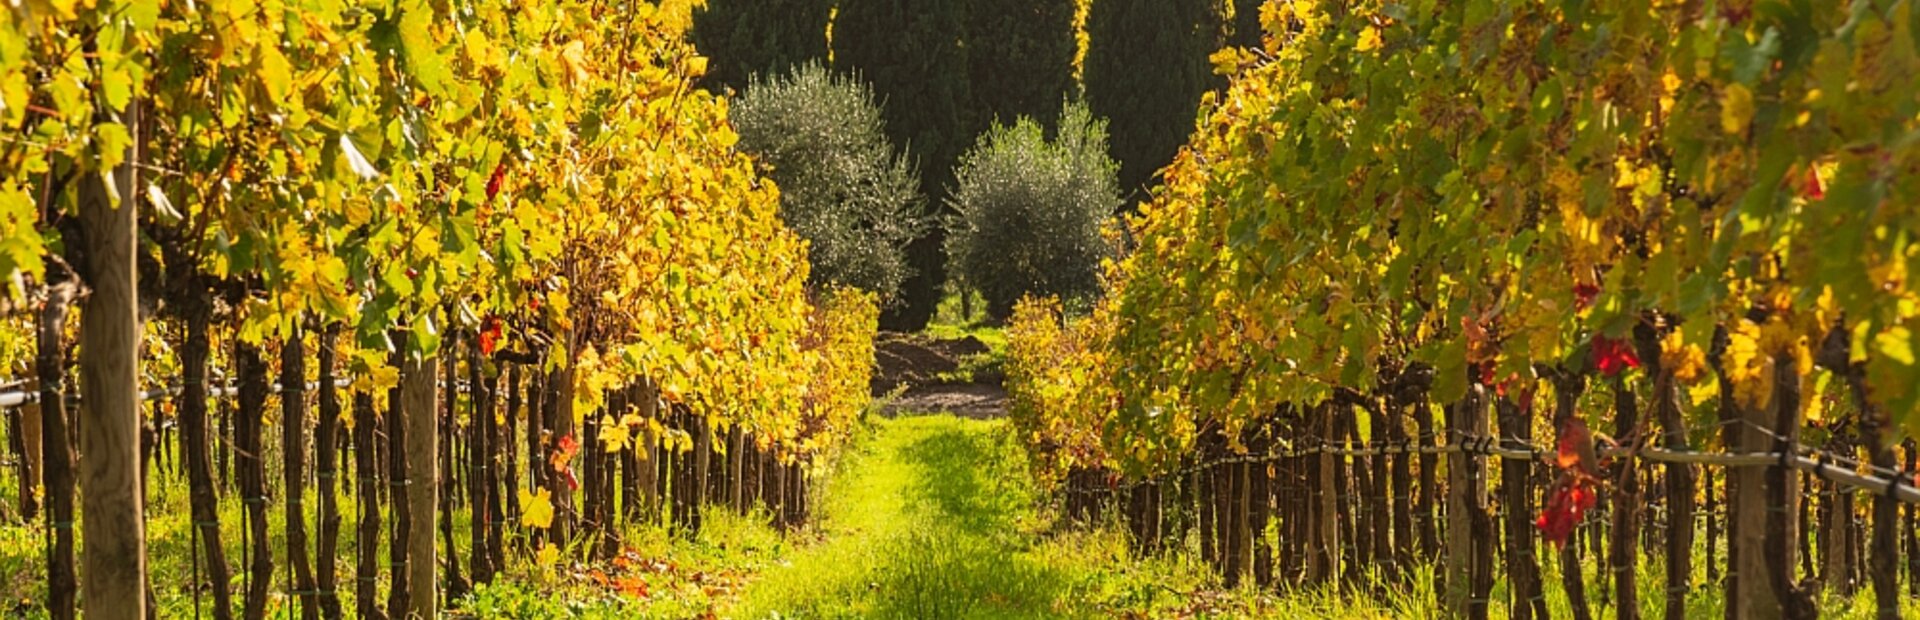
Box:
[1843,368,1900,619]
[549,365,575,542]
[1554,371,1593,620]
[693,412,712,532]
[1905,441,1918,598]
[76,97,147,620]
[178,305,235,619]
[1610,376,1641,620]
[485,369,506,577]
[503,364,522,547]
[403,349,439,620]
[1652,366,1693,620]
[437,338,464,601]
[235,343,273,620]
[314,328,343,619]
[1365,406,1390,582]
[281,328,318,620]
[12,397,38,521]
[1388,398,1413,584]
[353,392,383,620]
[468,332,495,585]
[39,274,78,620]
[386,349,412,617]
[1413,401,1440,563]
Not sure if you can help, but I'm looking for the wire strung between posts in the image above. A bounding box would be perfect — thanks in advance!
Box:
[1055,434,1920,505]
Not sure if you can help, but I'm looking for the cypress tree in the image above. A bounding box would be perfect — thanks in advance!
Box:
[832,0,974,331]
[965,0,1077,128]
[690,0,833,92]
[1083,0,1222,204]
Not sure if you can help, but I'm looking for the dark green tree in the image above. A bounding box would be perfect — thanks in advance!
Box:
[690,0,833,91]
[965,0,1077,128]
[832,0,975,331]
[1226,0,1267,51]
[1083,0,1222,204]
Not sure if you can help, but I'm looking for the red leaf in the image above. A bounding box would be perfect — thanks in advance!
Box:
[1573,282,1601,311]
[1591,335,1641,376]
[479,317,504,356]
[1555,416,1599,478]
[1536,479,1596,547]
[487,163,507,201]
[1802,166,1823,201]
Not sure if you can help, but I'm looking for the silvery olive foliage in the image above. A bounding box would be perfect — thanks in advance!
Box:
[732,63,928,301]
[947,103,1120,321]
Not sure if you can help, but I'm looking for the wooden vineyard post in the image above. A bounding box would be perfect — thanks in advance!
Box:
[403,348,440,620]
[1498,395,1546,620]
[1444,384,1493,619]
[549,364,575,542]
[639,382,660,523]
[76,96,147,620]
[1251,426,1274,587]
[1726,349,1784,620]
[1764,351,1812,618]
[1312,402,1339,584]
[1198,449,1217,568]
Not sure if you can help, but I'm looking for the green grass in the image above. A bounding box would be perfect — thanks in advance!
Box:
[733,413,1251,619]
[922,291,1008,385]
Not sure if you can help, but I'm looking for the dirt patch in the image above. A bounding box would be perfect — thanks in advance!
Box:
[880,383,1008,419]
[870,332,993,395]
[871,331,1006,418]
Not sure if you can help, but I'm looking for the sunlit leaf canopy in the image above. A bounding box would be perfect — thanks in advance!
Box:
[0,0,873,458]
[1011,0,1920,476]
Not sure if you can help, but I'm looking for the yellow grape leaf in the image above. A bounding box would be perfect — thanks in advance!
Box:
[519,488,554,529]
[1355,27,1383,53]
[535,543,559,568]
[1659,330,1707,383]
[1720,83,1754,134]
[1876,326,1915,366]
[559,41,592,87]
[1722,320,1774,412]
[597,414,629,453]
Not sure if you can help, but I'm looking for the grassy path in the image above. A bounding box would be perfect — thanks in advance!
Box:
[734,413,1223,619]
[734,413,1076,618]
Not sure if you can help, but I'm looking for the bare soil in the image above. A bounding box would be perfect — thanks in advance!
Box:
[870,332,1005,418]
